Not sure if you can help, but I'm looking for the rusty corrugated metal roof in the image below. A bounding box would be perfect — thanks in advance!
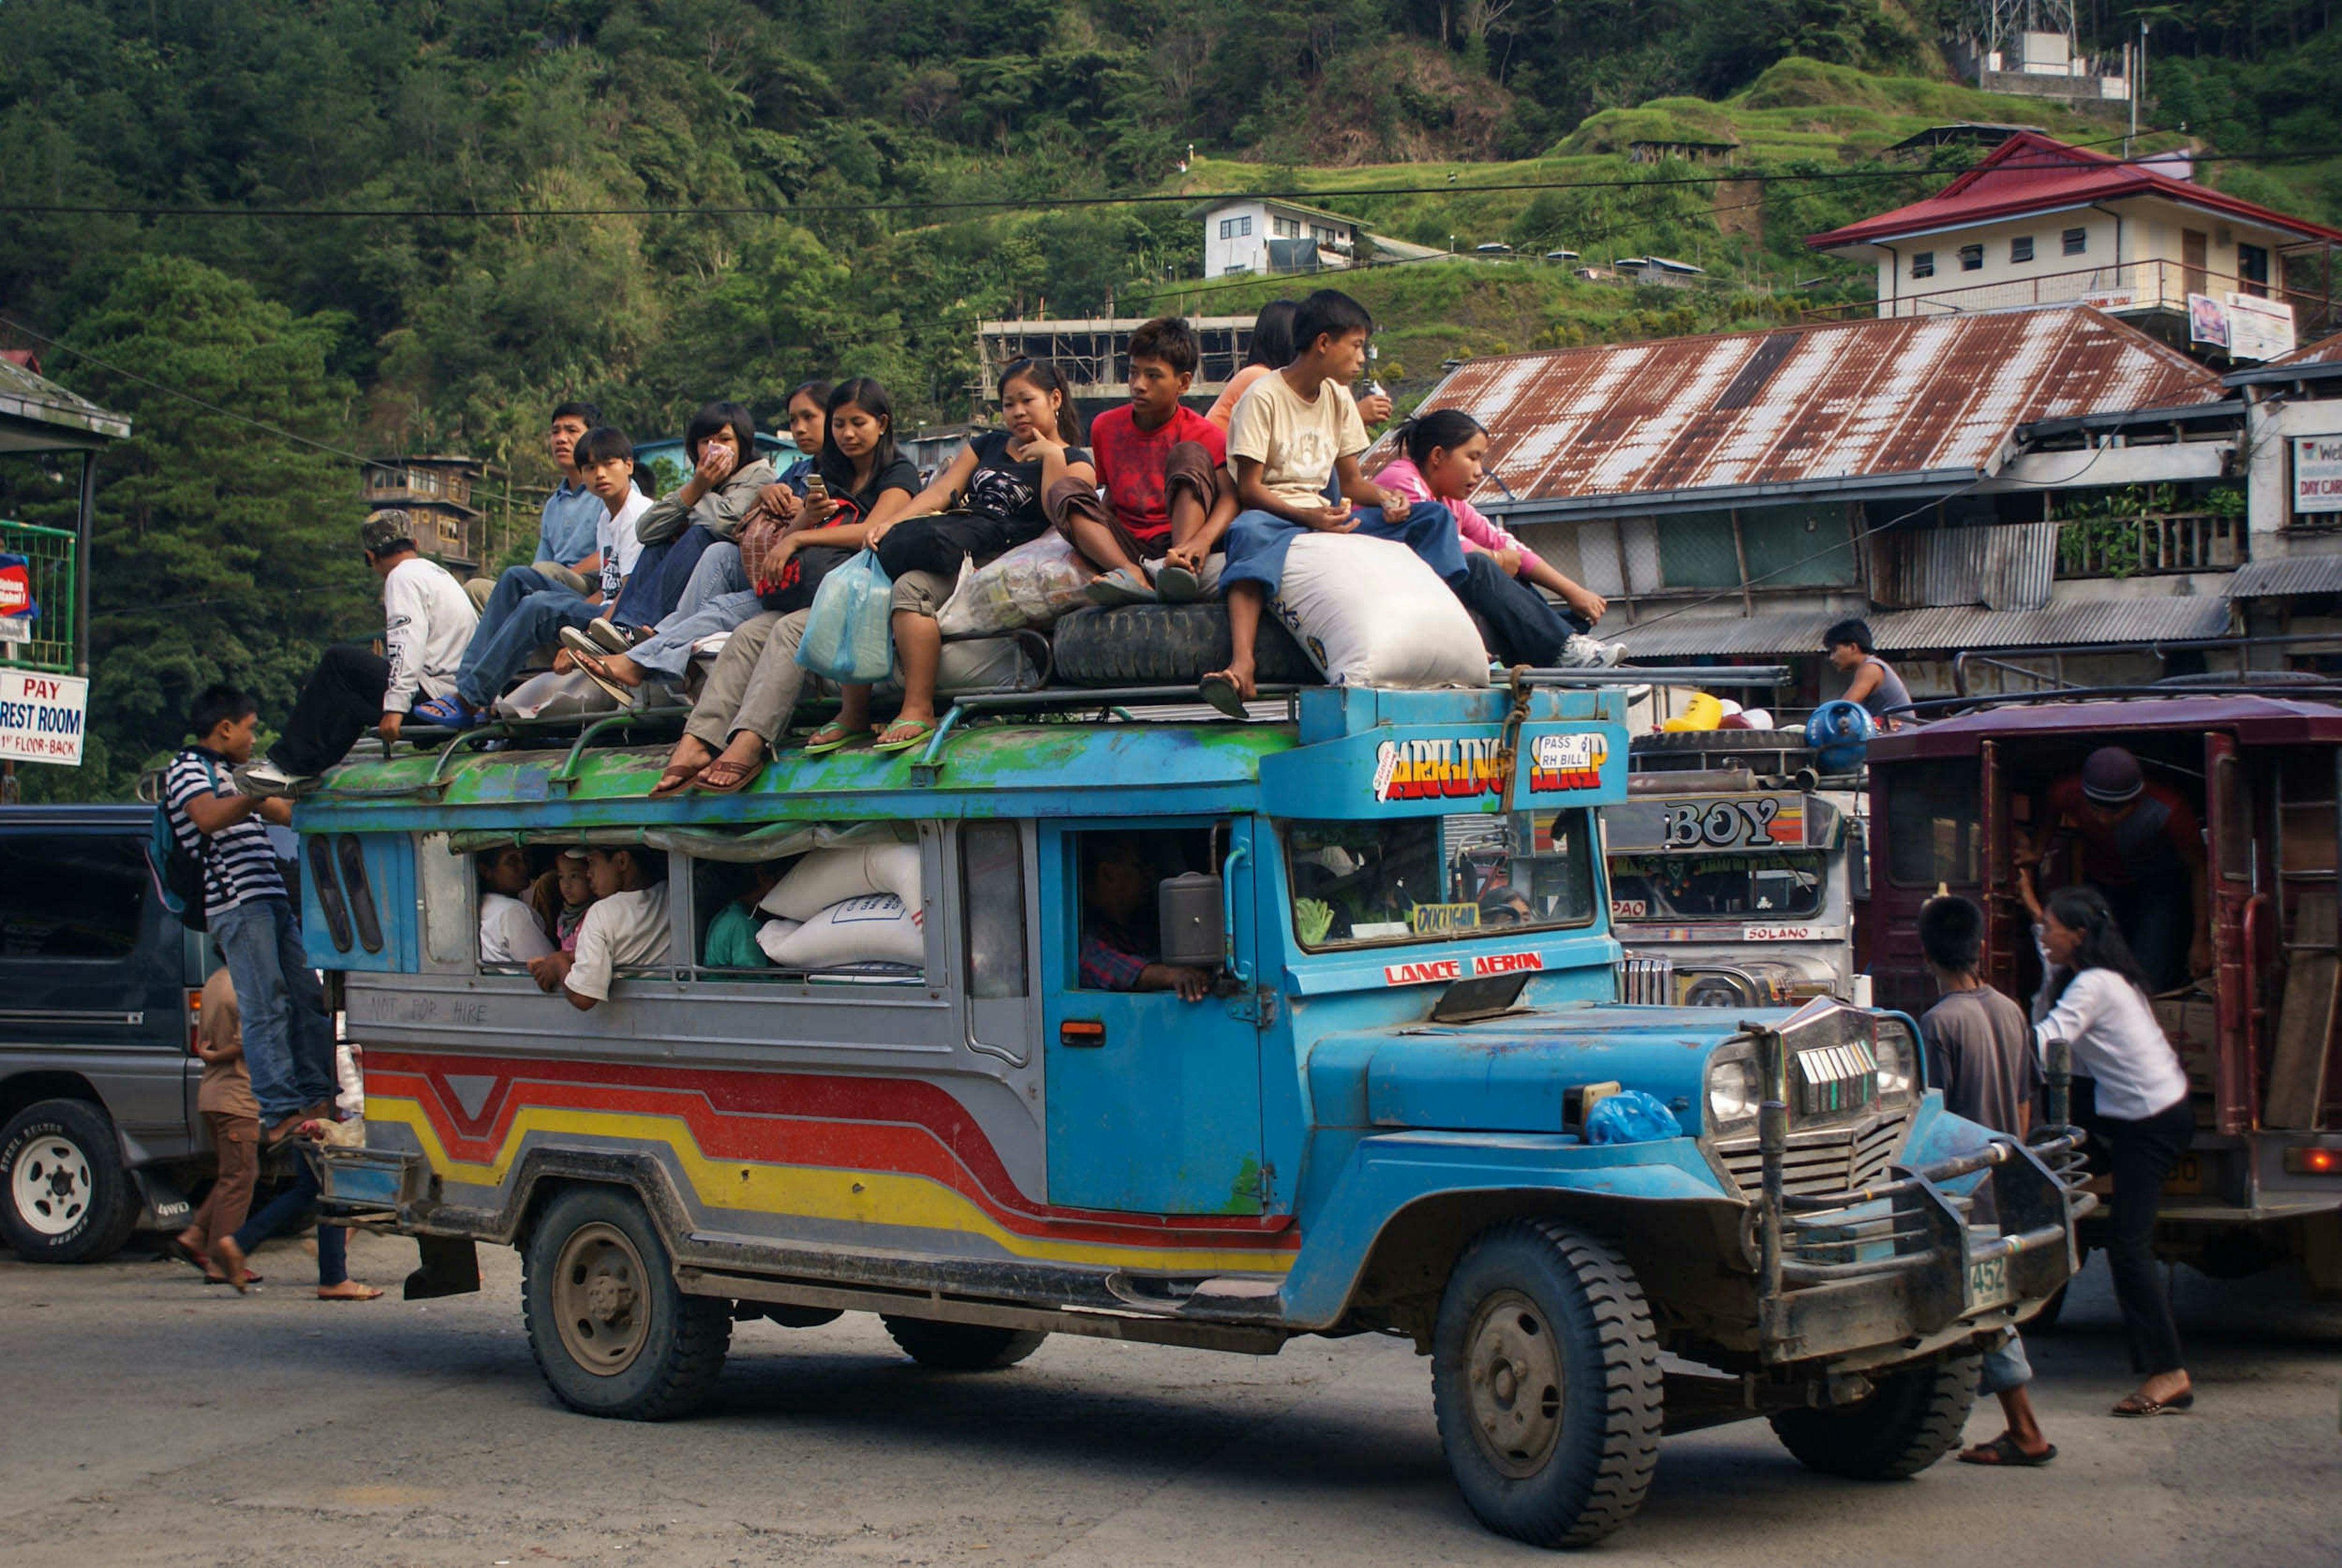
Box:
[2224,328,2342,388]
[2229,553,2342,598]
[1406,306,2221,518]
[1611,594,2233,657]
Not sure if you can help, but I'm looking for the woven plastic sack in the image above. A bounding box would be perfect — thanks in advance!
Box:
[758,894,925,968]
[758,843,923,923]
[935,531,1094,637]
[793,547,895,682]
[1268,533,1489,690]
[1584,1089,1683,1145]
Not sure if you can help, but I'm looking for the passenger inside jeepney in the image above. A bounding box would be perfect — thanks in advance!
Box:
[699,859,784,969]
[528,848,671,1009]
[1077,833,1213,1001]
[1608,853,1827,920]
[1286,812,1595,948]
[2014,745,2210,993]
[476,847,555,964]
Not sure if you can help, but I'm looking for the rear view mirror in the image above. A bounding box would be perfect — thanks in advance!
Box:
[1159,872,1223,968]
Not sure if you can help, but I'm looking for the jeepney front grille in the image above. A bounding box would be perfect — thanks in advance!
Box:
[1616,952,1674,1006]
[1714,1110,1911,1199]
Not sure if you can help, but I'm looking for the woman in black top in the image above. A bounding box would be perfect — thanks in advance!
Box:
[839,359,1095,754]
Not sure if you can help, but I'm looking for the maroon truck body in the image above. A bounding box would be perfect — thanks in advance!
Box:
[1858,695,2342,1286]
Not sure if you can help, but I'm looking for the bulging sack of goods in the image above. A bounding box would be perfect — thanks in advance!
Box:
[756,893,925,968]
[1269,533,1489,690]
[936,532,1096,637]
[758,843,922,922]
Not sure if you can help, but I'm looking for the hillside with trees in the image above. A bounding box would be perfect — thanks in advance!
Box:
[0,0,2335,796]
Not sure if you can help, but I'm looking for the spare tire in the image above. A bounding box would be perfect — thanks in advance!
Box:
[1628,729,1811,753]
[1050,604,1322,689]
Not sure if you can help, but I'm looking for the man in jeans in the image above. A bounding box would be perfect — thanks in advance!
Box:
[1919,893,2057,1468]
[167,685,335,1144]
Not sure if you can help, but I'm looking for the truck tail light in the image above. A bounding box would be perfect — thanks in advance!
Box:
[2283,1146,2340,1176]
[187,987,203,1055]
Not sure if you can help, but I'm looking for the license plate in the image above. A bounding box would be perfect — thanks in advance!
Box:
[2164,1153,2205,1196]
[1968,1255,2014,1312]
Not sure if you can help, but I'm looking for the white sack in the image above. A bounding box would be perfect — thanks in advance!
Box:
[760,894,925,968]
[1269,533,1490,690]
[492,668,623,721]
[758,843,923,922]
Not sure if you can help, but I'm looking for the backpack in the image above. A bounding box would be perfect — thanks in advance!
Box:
[145,756,220,933]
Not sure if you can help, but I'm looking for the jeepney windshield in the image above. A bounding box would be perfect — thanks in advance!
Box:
[1607,851,1827,922]
[1283,810,1598,951]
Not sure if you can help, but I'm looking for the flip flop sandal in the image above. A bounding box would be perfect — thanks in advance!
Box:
[318,1285,384,1301]
[556,633,636,706]
[1154,563,1201,603]
[1958,1434,2057,1467]
[873,719,939,755]
[204,1272,263,1287]
[1198,673,1249,720]
[802,723,872,757]
[2112,1391,2194,1417]
[648,758,708,799]
[163,1236,211,1274]
[1084,568,1158,608]
[695,754,765,794]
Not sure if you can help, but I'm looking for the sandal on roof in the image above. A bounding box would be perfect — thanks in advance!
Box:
[802,721,872,757]
[873,718,939,755]
[695,751,765,794]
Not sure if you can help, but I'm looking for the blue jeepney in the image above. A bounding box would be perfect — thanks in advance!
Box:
[298,678,2088,1548]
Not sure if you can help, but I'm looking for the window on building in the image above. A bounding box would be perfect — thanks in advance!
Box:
[1958,244,1984,272]
[2238,242,2270,298]
[2010,235,2034,263]
[2062,227,2088,256]
[1219,218,1234,240]
[1910,251,1935,279]
[0,837,146,960]
[1224,265,1249,276]
[1238,215,1253,237]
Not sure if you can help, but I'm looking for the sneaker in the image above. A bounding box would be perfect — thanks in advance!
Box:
[1085,568,1158,609]
[1560,633,1627,668]
[586,617,634,655]
[232,758,313,799]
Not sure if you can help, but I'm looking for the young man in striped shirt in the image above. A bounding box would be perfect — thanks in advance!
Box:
[167,684,337,1144]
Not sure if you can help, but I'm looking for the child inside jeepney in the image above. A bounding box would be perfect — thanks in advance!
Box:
[477,846,554,964]
[528,848,671,1009]
[1372,409,1622,669]
[702,861,785,968]
[529,848,598,953]
[1078,835,1212,1001]
[840,359,1097,756]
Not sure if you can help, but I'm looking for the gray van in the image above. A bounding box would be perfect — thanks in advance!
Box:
[0,805,207,1262]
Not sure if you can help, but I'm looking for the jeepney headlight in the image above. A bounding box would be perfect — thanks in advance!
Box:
[1705,1044,1762,1134]
[1874,1020,1918,1104]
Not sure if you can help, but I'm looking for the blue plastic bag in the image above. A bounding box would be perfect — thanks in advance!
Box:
[794,547,896,684]
[1584,1089,1683,1145]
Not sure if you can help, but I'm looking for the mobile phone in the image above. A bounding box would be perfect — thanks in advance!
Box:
[805,473,829,503]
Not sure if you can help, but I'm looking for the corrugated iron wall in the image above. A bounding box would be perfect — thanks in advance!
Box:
[1882,521,2060,610]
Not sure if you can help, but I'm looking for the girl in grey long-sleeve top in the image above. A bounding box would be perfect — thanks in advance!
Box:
[637,401,775,545]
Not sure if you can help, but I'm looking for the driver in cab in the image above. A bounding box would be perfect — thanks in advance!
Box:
[1079,835,1213,1001]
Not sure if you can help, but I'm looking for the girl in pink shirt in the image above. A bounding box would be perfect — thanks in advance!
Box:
[1373,409,1620,667]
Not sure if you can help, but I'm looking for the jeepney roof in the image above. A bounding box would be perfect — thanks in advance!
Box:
[1869,695,2342,762]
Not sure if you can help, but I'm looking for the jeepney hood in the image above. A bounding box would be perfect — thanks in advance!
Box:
[1306,1003,1804,1136]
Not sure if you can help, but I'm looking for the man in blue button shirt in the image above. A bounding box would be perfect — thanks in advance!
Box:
[467,401,608,610]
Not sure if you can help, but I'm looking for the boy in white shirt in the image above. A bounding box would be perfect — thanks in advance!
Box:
[237,512,479,796]
[528,848,671,1010]
[413,426,648,728]
[1201,289,1467,714]
[476,846,555,964]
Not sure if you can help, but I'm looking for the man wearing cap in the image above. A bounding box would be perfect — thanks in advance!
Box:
[2025,745,2210,990]
[237,512,479,796]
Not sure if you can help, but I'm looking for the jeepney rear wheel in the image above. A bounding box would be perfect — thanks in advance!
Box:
[522,1186,731,1420]
[881,1316,1048,1371]
[1768,1356,1979,1480]
[1431,1219,1663,1548]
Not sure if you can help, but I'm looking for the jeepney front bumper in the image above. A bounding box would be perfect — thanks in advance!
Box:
[1755,1129,2095,1369]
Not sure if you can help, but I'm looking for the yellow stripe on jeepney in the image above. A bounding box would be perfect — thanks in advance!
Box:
[368,1095,1296,1276]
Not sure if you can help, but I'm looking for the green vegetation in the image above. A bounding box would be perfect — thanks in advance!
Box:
[0,0,2333,797]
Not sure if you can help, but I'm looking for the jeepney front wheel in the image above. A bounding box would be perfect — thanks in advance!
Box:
[1431,1219,1663,1548]
[522,1186,731,1420]
[1768,1356,1979,1480]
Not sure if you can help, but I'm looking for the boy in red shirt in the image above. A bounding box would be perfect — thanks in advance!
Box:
[1050,315,1236,604]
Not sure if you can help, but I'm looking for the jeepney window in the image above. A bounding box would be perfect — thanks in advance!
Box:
[1608,851,1827,920]
[684,831,927,984]
[1282,809,1597,952]
[962,822,1027,999]
[417,832,474,968]
[1072,825,1222,991]
[1883,768,1980,887]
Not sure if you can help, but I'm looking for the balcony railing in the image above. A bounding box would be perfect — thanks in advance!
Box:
[2056,512,2244,578]
[1809,259,2339,338]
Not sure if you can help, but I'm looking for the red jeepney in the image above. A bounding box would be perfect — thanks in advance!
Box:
[1860,693,2342,1292]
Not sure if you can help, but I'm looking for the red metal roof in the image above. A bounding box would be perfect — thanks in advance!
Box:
[1807,132,2342,252]
[1405,305,2220,512]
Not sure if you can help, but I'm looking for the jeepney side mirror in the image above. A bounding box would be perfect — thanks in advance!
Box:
[1159,872,1224,970]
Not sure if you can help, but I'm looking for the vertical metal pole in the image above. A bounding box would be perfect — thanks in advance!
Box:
[2044,1036,2072,1134]
[74,448,95,679]
[1757,1026,1788,1304]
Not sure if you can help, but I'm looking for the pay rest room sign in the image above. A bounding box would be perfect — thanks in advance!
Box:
[0,670,88,765]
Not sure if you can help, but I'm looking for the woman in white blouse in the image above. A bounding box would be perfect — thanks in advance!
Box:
[2026,879,2196,1417]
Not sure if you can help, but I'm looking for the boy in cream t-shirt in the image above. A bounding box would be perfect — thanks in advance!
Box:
[1202,288,1467,714]
[528,848,671,1009]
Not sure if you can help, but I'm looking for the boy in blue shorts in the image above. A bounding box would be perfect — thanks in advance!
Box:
[1201,288,1463,714]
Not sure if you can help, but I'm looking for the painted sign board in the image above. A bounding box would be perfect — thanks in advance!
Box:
[0,669,87,765]
[2295,434,2342,515]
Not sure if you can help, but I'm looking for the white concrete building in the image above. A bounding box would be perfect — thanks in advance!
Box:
[1189,198,1444,278]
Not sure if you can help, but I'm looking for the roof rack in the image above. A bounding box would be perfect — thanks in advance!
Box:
[1896,683,2342,720]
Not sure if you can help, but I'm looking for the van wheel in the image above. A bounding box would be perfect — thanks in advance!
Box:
[1769,1356,1979,1480]
[1431,1220,1663,1548]
[1,1100,137,1264]
[881,1317,1048,1371]
[521,1186,731,1420]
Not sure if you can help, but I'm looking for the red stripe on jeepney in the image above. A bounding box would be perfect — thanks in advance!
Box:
[367,1051,1299,1251]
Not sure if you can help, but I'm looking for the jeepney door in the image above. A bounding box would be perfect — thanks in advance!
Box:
[2205,731,2260,1134]
[1980,739,2024,1000]
[1038,817,1264,1215]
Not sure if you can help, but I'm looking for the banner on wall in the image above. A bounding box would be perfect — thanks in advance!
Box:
[2296,435,2342,516]
[0,669,86,766]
